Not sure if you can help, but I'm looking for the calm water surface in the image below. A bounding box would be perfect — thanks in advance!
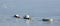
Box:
[0,0,60,26]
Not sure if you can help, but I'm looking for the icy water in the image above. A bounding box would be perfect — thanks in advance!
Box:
[0,0,60,26]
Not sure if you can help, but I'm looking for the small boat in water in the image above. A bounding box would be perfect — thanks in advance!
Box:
[14,14,20,18]
[23,15,31,20]
[42,18,53,22]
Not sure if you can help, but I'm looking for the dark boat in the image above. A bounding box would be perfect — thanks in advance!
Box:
[42,19,49,21]
[14,14,20,18]
[42,18,53,22]
[23,15,31,20]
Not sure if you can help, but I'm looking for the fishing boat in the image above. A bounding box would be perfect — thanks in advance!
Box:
[23,15,31,20]
[42,18,53,22]
[14,14,20,18]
